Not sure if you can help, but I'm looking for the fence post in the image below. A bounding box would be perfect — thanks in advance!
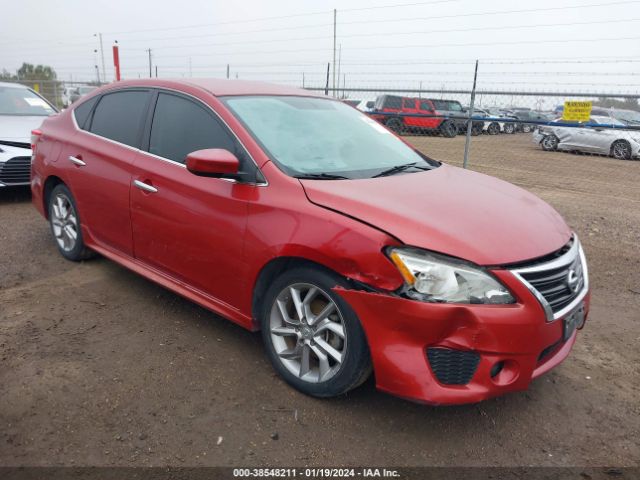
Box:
[463,60,479,169]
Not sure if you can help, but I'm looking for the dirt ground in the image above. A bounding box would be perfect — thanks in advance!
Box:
[1,134,639,468]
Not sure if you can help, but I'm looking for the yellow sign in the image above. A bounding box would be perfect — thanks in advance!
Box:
[562,101,592,122]
[33,83,40,93]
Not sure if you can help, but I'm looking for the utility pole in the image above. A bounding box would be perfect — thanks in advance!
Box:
[147,49,152,78]
[94,64,100,83]
[189,57,192,77]
[226,64,230,79]
[332,9,337,97]
[463,60,479,170]
[94,33,106,83]
[302,72,305,88]
[155,66,158,78]
[336,43,342,99]
[325,62,330,96]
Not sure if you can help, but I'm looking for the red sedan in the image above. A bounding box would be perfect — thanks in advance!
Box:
[30,79,590,405]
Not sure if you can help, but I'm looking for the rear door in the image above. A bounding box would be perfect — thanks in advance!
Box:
[65,89,152,256]
[130,90,256,308]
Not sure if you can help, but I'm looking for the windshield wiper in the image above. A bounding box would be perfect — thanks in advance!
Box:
[371,162,432,178]
[295,173,350,180]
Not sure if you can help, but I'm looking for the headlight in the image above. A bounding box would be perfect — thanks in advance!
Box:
[388,247,515,304]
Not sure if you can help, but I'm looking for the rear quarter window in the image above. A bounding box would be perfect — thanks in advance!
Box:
[73,96,99,130]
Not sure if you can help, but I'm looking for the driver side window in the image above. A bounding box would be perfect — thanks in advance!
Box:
[149,92,240,165]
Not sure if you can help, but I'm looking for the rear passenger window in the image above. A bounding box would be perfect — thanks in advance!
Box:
[149,92,237,164]
[90,90,150,147]
[73,96,98,130]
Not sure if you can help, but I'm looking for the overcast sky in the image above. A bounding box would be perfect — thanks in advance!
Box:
[2,0,639,102]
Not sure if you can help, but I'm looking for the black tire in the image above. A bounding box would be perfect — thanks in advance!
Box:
[521,124,533,133]
[611,140,633,160]
[487,122,500,135]
[439,120,457,138]
[471,123,483,136]
[541,134,559,152]
[48,184,95,261]
[260,265,372,398]
[503,123,516,134]
[385,117,405,134]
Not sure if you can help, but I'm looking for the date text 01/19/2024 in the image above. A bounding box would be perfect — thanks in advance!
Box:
[232,468,401,478]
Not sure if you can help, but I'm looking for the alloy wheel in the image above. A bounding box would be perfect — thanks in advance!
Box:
[51,193,79,252]
[269,283,346,383]
[612,141,631,160]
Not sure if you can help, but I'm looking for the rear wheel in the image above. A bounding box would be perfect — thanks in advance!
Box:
[611,140,632,160]
[487,122,500,135]
[503,123,516,134]
[439,120,457,138]
[541,134,559,151]
[48,184,95,261]
[260,266,371,398]
[385,117,405,134]
[521,124,533,133]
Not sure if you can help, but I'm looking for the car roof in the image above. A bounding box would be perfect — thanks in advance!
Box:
[99,78,324,98]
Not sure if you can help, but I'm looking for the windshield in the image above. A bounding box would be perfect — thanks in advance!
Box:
[0,86,56,116]
[612,110,640,124]
[223,95,438,179]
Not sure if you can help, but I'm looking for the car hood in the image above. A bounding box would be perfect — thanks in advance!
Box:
[300,164,571,266]
[0,115,47,143]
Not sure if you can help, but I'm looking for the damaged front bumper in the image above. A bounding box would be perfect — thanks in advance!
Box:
[335,270,590,405]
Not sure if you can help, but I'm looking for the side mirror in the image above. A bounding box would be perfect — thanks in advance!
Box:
[185,149,239,178]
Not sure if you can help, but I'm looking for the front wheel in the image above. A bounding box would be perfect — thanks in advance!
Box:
[439,121,457,138]
[503,123,516,134]
[611,140,632,160]
[260,266,371,398]
[521,124,533,133]
[48,184,95,261]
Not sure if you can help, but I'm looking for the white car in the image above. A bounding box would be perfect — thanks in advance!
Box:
[356,99,375,113]
[0,82,57,187]
[473,108,515,135]
[532,115,640,160]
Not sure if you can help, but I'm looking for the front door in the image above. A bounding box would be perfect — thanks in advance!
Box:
[130,91,257,309]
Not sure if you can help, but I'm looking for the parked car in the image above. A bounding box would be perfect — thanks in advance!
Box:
[355,99,375,113]
[432,99,483,135]
[533,115,640,160]
[0,82,57,187]
[31,79,590,405]
[368,95,456,137]
[466,107,513,135]
[69,85,98,104]
[591,107,640,129]
[510,108,551,133]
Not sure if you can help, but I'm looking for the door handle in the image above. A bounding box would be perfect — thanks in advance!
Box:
[133,179,158,193]
[68,155,86,166]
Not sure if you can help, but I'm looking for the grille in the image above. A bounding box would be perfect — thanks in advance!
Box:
[511,237,587,321]
[0,156,31,185]
[427,347,480,385]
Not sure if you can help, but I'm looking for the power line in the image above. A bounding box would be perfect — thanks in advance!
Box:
[339,0,640,26]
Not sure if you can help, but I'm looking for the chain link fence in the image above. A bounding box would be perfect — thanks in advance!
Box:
[302,86,640,169]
